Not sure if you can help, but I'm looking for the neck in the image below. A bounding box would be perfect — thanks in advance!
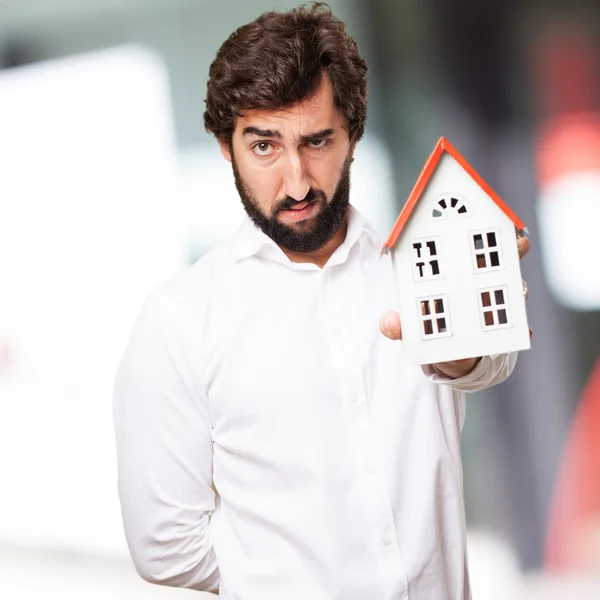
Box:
[281,217,349,269]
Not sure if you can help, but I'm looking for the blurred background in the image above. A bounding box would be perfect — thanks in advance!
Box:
[1,0,599,598]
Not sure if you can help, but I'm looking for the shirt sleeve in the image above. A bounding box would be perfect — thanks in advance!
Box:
[421,352,518,393]
[113,291,220,592]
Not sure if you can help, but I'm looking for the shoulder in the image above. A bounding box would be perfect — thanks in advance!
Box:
[141,240,235,330]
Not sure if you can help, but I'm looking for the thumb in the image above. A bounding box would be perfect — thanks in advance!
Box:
[379,310,402,341]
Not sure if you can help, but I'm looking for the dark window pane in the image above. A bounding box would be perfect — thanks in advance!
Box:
[416,262,424,277]
[481,291,491,307]
[424,319,433,335]
[432,209,442,218]
[487,232,497,247]
[430,260,440,275]
[490,251,500,267]
[484,311,495,326]
[457,205,467,214]
[434,298,444,313]
[413,242,422,258]
[451,197,458,208]
[476,254,487,268]
[421,300,430,315]
[498,309,508,324]
[494,289,505,305]
[426,241,437,256]
[473,234,484,250]
[437,318,447,333]
[439,199,447,209]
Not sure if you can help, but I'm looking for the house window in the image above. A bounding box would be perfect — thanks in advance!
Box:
[431,196,468,218]
[412,238,442,280]
[479,286,511,329]
[419,296,452,340]
[471,229,503,271]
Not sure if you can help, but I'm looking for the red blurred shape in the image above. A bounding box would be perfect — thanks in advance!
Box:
[536,113,600,188]
[533,29,598,115]
[545,358,600,570]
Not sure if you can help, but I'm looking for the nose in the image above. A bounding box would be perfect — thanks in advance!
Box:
[282,151,310,201]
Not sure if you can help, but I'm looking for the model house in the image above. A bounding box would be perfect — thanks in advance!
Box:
[382,137,531,366]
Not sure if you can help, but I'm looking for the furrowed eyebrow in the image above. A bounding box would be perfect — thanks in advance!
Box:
[242,127,282,139]
[241,126,335,143]
[299,128,335,143]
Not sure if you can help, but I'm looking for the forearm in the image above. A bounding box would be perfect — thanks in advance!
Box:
[117,425,222,592]
[123,509,221,592]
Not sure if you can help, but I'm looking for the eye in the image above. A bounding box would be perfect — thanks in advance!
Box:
[252,141,274,157]
[307,138,329,150]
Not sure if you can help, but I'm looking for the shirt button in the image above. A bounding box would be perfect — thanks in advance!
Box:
[352,396,360,404]
[365,462,376,474]
[381,533,392,546]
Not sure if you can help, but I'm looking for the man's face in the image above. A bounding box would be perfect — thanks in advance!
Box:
[220,76,353,254]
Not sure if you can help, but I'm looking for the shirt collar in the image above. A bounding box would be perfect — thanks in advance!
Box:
[230,206,380,270]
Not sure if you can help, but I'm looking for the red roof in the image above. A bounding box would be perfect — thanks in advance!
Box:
[383,137,527,251]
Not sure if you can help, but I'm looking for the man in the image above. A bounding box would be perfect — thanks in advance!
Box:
[113,4,529,599]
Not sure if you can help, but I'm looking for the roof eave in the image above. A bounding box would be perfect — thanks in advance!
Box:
[382,137,527,253]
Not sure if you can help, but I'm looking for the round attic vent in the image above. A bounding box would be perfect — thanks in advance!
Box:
[432,196,468,218]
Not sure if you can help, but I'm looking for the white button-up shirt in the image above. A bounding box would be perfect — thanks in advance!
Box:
[113,207,517,600]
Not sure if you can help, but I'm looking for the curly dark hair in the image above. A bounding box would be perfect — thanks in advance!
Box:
[203,2,368,145]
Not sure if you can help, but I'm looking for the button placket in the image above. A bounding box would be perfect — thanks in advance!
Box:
[324,264,407,593]
[322,251,409,598]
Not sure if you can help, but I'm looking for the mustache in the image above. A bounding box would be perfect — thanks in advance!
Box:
[273,188,326,215]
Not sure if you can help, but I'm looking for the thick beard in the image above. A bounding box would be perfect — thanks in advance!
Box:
[231,152,352,254]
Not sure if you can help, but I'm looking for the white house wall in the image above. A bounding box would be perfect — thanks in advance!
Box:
[392,152,530,365]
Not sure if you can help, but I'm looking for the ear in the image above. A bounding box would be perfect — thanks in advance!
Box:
[219,139,232,162]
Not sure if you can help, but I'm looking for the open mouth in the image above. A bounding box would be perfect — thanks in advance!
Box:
[279,200,317,222]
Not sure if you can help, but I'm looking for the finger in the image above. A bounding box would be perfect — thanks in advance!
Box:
[379,310,402,341]
[522,279,529,302]
[517,236,531,259]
